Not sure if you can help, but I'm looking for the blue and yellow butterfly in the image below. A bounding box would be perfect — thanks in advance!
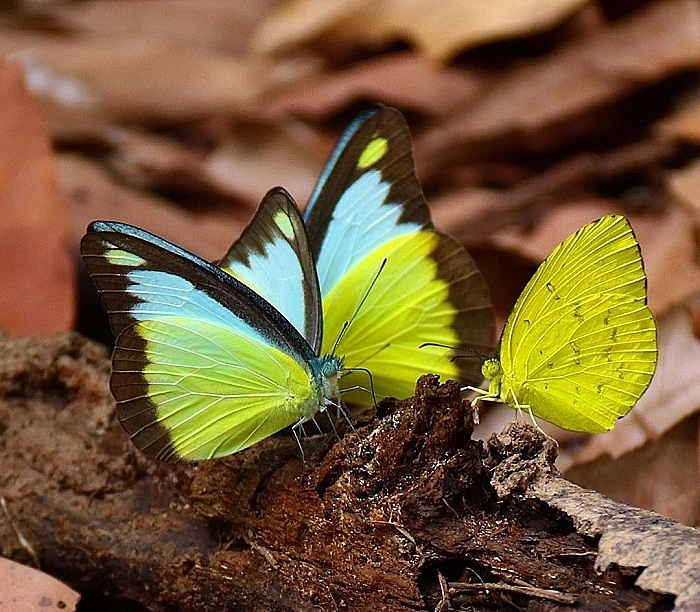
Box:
[81,105,496,461]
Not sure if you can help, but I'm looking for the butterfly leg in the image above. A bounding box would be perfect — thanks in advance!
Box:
[291,419,308,466]
[329,398,356,433]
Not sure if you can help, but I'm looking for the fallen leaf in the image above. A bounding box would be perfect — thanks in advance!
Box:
[61,154,247,262]
[252,0,371,56]
[0,34,323,123]
[668,157,700,222]
[417,0,700,170]
[0,59,75,336]
[422,137,675,233]
[0,558,80,612]
[257,52,487,119]
[203,120,328,208]
[254,0,589,62]
[50,0,277,53]
[656,98,700,145]
[633,205,700,316]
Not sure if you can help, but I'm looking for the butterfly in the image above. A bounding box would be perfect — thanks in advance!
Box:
[469,214,657,433]
[81,105,496,461]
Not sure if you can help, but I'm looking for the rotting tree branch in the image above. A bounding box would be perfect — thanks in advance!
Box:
[0,333,695,610]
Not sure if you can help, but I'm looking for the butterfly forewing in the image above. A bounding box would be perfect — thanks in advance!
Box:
[219,188,322,351]
[304,106,432,296]
[81,222,328,461]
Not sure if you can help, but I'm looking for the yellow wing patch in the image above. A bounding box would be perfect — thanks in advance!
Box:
[321,231,462,403]
[358,136,389,169]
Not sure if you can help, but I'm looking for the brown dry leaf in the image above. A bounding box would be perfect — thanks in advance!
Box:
[50,0,277,53]
[417,0,700,169]
[104,128,212,194]
[559,307,700,471]
[668,157,700,222]
[0,557,80,611]
[0,34,323,123]
[657,97,700,145]
[258,52,487,119]
[430,186,504,240]
[254,0,589,62]
[252,0,371,55]
[0,60,75,336]
[203,120,328,207]
[632,205,700,316]
[61,154,247,262]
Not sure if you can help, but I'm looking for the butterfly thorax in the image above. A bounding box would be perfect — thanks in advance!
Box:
[311,354,343,405]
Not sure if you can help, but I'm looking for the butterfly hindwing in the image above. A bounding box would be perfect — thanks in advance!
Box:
[81,221,328,461]
[497,215,657,432]
[218,188,322,351]
[304,105,496,400]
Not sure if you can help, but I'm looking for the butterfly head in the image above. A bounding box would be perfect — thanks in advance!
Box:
[482,358,503,397]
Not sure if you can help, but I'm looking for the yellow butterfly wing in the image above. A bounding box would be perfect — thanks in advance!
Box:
[496,215,657,432]
[323,230,494,402]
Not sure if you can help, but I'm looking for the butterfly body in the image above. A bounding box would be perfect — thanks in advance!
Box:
[475,214,657,433]
[82,105,496,462]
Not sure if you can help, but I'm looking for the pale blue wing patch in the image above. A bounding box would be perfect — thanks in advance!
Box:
[313,170,423,295]
[303,106,433,299]
[219,188,322,351]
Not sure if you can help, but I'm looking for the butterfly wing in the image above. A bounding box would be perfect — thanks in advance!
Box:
[81,221,329,461]
[218,188,322,351]
[499,215,657,432]
[304,105,495,401]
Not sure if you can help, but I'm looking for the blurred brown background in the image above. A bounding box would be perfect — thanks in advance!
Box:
[0,0,698,526]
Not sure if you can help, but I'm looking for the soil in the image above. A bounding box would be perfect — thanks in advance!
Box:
[0,332,695,611]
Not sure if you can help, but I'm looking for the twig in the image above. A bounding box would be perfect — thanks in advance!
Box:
[1,496,40,569]
[449,581,577,605]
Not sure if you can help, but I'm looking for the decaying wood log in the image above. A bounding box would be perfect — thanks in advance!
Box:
[0,333,696,610]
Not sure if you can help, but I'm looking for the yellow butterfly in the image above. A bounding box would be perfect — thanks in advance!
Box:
[470,215,657,433]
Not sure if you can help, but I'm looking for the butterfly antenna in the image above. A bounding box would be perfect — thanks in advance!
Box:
[330,258,388,357]
[419,341,488,364]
